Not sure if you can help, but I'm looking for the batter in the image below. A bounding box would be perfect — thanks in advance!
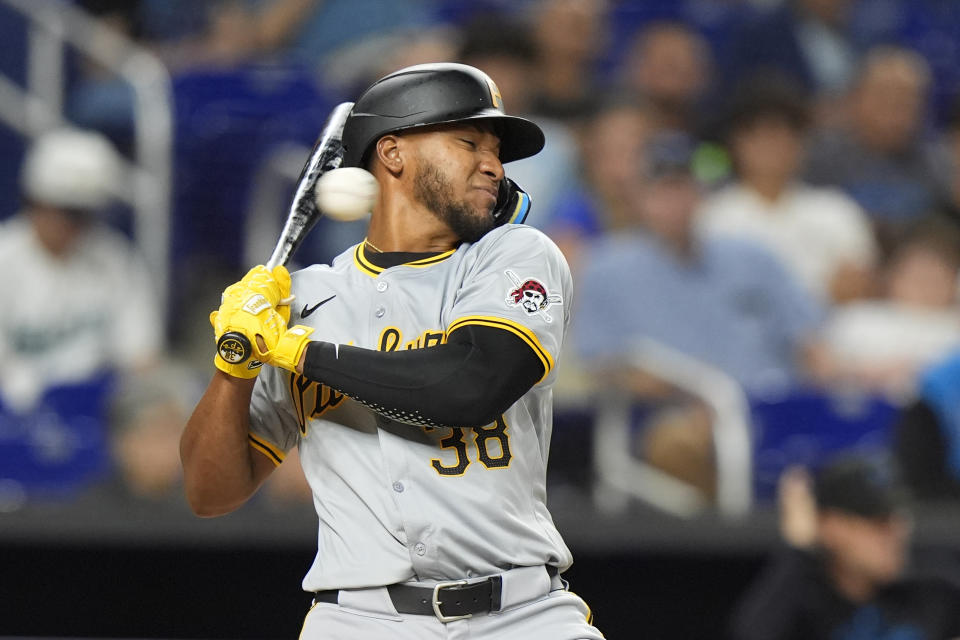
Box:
[182,63,603,640]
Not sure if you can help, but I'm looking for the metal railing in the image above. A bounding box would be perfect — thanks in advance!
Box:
[0,0,173,316]
[592,338,754,518]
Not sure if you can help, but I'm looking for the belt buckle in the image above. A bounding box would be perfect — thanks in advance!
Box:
[431,580,472,623]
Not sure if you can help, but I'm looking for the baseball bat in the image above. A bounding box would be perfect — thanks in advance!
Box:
[216,101,355,367]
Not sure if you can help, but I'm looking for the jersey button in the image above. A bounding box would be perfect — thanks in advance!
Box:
[376,281,388,292]
[375,306,386,318]
[414,542,426,556]
[392,481,404,493]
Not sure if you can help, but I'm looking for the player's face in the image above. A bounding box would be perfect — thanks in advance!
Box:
[411,123,504,243]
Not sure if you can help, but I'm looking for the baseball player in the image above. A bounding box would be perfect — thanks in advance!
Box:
[181,63,604,639]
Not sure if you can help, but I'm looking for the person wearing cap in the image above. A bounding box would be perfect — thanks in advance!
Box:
[182,63,603,638]
[730,457,960,640]
[0,128,161,413]
[0,127,164,501]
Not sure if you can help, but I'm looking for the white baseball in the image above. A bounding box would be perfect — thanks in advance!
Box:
[314,167,379,221]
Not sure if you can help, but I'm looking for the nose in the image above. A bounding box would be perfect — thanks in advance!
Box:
[478,151,504,182]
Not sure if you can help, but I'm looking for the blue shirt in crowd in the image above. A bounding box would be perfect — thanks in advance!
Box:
[572,231,823,395]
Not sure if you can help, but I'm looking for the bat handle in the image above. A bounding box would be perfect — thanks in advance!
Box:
[217,331,255,365]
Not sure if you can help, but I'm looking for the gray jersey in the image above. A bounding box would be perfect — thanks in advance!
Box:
[248,224,574,592]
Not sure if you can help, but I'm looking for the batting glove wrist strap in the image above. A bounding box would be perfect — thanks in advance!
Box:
[262,325,315,372]
[212,349,264,378]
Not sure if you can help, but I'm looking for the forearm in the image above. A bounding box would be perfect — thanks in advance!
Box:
[180,372,267,516]
[298,326,543,428]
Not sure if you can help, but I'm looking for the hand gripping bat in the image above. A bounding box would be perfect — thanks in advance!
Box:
[216,101,354,367]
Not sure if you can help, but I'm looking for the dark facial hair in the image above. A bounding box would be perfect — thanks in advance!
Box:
[413,161,495,243]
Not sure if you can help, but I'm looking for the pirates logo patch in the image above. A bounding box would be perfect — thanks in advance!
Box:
[505,270,562,322]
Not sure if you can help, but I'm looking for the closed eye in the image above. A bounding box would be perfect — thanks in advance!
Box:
[459,138,477,149]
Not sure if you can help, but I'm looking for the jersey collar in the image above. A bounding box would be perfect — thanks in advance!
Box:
[353,241,457,277]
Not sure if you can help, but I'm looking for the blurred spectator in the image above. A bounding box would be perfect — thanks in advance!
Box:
[572,131,825,396]
[107,363,196,504]
[0,128,164,501]
[147,0,347,70]
[529,0,609,124]
[68,0,147,149]
[366,26,459,81]
[941,97,960,223]
[298,16,456,97]
[0,128,162,412]
[731,457,960,640]
[721,0,860,110]
[279,0,435,70]
[545,96,653,271]
[698,77,877,304]
[804,46,951,242]
[895,349,960,503]
[821,218,960,400]
[104,357,308,510]
[618,20,713,136]
[456,12,580,226]
[69,0,326,148]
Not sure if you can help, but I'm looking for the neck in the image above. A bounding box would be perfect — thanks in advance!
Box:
[364,229,457,254]
[745,175,789,203]
[365,197,460,254]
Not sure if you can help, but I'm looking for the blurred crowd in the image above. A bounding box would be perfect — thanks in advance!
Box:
[1,0,960,528]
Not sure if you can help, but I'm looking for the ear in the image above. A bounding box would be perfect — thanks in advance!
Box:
[373,134,403,176]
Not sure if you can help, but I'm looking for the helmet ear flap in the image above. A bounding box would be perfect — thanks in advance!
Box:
[492,177,532,227]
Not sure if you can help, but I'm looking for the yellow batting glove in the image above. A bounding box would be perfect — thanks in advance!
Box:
[236,265,293,324]
[210,265,293,378]
[210,305,289,377]
[260,325,315,373]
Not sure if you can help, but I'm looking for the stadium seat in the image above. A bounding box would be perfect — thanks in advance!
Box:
[750,387,899,502]
[170,64,333,264]
[0,372,115,501]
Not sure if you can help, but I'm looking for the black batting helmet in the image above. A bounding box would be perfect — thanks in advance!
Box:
[341,63,545,168]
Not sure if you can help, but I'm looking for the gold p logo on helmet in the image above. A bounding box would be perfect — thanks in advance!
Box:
[486,78,503,110]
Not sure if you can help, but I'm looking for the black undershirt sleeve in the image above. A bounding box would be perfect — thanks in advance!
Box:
[299,323,545,428]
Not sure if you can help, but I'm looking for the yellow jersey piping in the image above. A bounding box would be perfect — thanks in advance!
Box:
[447,315,554,382]
[353,242,457,277]
[248,432,285,466]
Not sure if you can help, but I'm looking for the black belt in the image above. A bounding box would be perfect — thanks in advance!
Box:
[313,566,558,623]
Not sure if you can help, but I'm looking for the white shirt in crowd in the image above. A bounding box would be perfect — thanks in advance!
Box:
[823,301,960,399]
[697,182,877,301]
[0,215,162,412]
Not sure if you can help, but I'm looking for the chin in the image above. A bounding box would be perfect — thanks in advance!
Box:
[457,212,495,243]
